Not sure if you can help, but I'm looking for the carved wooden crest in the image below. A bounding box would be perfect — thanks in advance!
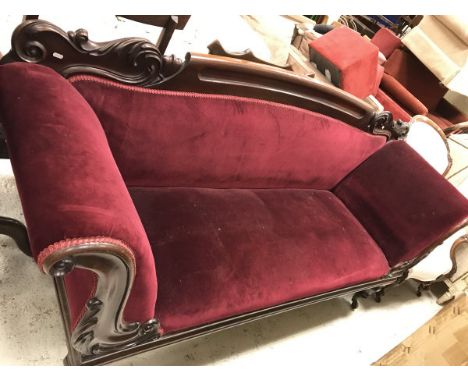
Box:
[1,19,186,86]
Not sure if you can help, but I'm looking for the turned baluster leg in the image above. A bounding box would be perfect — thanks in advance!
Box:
[351,291,369,310]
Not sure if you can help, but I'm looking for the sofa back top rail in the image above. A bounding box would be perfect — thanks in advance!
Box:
[0,19,406,139]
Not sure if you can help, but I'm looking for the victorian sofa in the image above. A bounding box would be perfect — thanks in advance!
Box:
[0,20,467,366]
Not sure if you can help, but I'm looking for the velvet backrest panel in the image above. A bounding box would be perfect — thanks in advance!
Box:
[70,76,386,191]
[334,141,468,267]
[0,63,157,328]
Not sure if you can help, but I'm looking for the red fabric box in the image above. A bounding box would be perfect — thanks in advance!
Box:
[309,27,380,99]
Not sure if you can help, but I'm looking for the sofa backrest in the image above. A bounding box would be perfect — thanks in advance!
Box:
[70,75,386,191]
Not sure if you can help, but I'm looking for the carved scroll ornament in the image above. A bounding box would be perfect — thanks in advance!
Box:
[2,19,186,87]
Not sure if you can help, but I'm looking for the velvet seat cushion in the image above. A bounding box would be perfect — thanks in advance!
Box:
[129,187,390,334]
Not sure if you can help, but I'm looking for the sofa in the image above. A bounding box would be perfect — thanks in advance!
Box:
[0,19,467,366]
[308,27,468,128]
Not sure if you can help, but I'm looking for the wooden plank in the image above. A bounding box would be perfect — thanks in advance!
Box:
[374,294,468,365]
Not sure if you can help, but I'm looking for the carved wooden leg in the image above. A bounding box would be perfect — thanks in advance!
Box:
[351,287,386,309]
[0,123,9,158]
[374,288,384,303]
[351,291,369,310]
[416,283,424,297]
[416,281,432,297]
[0,216,31,256]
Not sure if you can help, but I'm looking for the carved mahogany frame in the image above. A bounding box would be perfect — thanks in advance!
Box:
[0,19,408,139]
[68,270,405,365]
[41,240,160,363]
[0,19,434,365]
[446,235,468,280]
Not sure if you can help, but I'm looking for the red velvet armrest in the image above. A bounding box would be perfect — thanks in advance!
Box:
[334,141,468,267]
[379,72,428,116]
[0,63,157,327]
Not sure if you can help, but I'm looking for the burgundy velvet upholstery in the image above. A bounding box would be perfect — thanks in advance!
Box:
[379,72,428,116]
[129,187,389,333]
[370,28,401,58]
[334,141,468,267]
[2,61,466,338]
[0,63,157,329]
[308,27,380,99]
[375,89,412,122]
[382,49,467,128]
[384,49,448,111]
[70,76,386,190]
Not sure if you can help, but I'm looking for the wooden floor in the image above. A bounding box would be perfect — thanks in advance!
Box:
[374,294,468,365]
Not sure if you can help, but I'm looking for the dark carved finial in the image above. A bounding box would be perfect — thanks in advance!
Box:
[369,111,409,140]
[50,257,75,277]
[87,297,103,310]
[141,318,160,334]
[392,119,410,138]
[69,28,89,44]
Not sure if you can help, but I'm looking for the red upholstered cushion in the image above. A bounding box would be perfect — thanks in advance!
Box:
[375,88,412,122]
[384,49,447,111]
[129,187,389,333]
[308,27,380,99]
[372,65,385,96]
[380,72,428,116]
[334,141,468,267]
[371,28,401,58]
[70,75,386,190]
[0,63,157,329]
